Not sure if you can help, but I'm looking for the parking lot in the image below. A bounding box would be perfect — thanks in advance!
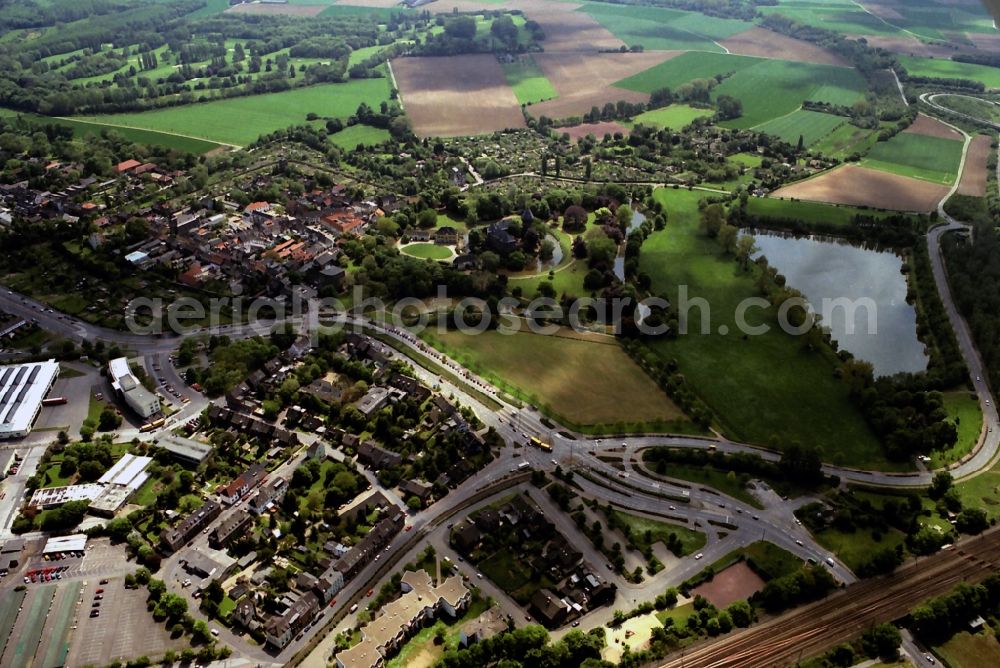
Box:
[66,577,187,666]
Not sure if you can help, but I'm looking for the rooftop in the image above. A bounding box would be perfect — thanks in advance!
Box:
[0,360,60,439]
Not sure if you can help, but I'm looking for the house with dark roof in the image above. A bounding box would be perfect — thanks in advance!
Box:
[356,441,402,470]
[529,589,570,629]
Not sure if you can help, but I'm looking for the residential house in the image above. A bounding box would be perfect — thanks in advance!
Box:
[220,463,267,506]
[209,511,253,549]
[264,592,320,649]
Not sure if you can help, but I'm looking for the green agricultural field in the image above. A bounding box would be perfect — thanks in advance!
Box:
[935,629,1000,668]
[765,0,995,39]
[640,187,891,468]
[746,197,901,226]
[618,54,866,129]
[400,243,452,260]
[420,329,692,432]
[863,132,964,185]
[578,2,749,51]
[753,109,848,147]
[759,0,903,37]
[812,121,882,159]
[39,116,221,154]
[501,57,557,106]
[616,52,760,93]
[899,56,1000,90]
[632,104,713,129]
[330,123,390,149]
[70,78,392,146]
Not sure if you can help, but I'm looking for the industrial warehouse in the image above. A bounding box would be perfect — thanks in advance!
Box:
[0,359,60,439]
[29,453,153,517]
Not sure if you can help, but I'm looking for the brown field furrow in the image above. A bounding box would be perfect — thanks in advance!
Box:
[531,51,679,120]
[860,35,959,58]
[904,113,964,140]
[720,27,850,67]
[561,121,630,142]
[769,165,949,213]
[957,134,992,197]
[392,55,525,137]
[225,2,326,16]
[529,9,623,53]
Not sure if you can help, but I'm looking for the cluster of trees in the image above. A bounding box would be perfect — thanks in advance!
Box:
[186,336,280,397]
[911,575,1000,643]
[754,563,838,613]
[437,626,608,668]
[643,446,830,493]
[944,222,1000,392]
[417,13,539,56]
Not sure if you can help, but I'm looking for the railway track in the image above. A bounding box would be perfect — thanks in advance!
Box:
[656,529,1000,668]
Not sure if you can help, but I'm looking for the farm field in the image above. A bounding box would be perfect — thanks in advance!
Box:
[530,51,676,120]
[957,134,992,197]
[639,188,890,467]
[393,55,525,137]
[420,328,691,431]
[863,132,964,185]
[9,113,222,154]
[501,57,557,106]
[770,164,950,212]
[632,104,713,130]
[812,121,881,159]
[759,0,909,37]
[899,55,1000,89]
[577,2,751,51]
[904,113,963,141]
[753,109,848,147]
[719,26,849,67]
[70,78,392,146]
[618,53,866,128]
[745,197,901,226]
[560,121,630,142]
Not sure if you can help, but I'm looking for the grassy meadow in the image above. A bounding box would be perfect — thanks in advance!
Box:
[863,132,964,185]
[501,57,558,106]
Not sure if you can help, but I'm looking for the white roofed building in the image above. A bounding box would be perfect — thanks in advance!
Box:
[108,357,160,419]
[0,360,60,439]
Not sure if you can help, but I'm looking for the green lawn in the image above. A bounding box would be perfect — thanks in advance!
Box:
[70,78,392,146]
[935,94,1000,125]
[421,329,691,432]
[957,458,1000,520]
[618,53,866,128]
[647,463,762,509]
[753,109,848,147]
[934,629,1000,668]
[656,601,695,627]
[640,187,891,468]
[632,104,714,130]
[400,243,453,260]
[746,197,901,225]
[478,548,544,603]
[931,391,983,469]
[610,509,707,557]
[501,57,557,106]
[900,56,1000,89]
[812,525,906,572]
[330,123,391,150]
[863,132,964,185]
[706,541,802,580]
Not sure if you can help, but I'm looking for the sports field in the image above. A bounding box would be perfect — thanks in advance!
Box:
[863,132,964,185]
[70,78,392,146]
[753,109,848,147]
[501,57,557,106]
[618,53,866,128]
[899,56,1000,90]
[639,188,891,467]
[632,104,713,129]
[401,243,453,260]
[421,328,691,430]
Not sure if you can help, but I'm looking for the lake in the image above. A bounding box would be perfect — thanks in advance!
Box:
[751,232,928,377]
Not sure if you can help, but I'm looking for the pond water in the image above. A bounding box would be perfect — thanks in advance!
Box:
[750,231,928,377]
[531,234,564,273]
